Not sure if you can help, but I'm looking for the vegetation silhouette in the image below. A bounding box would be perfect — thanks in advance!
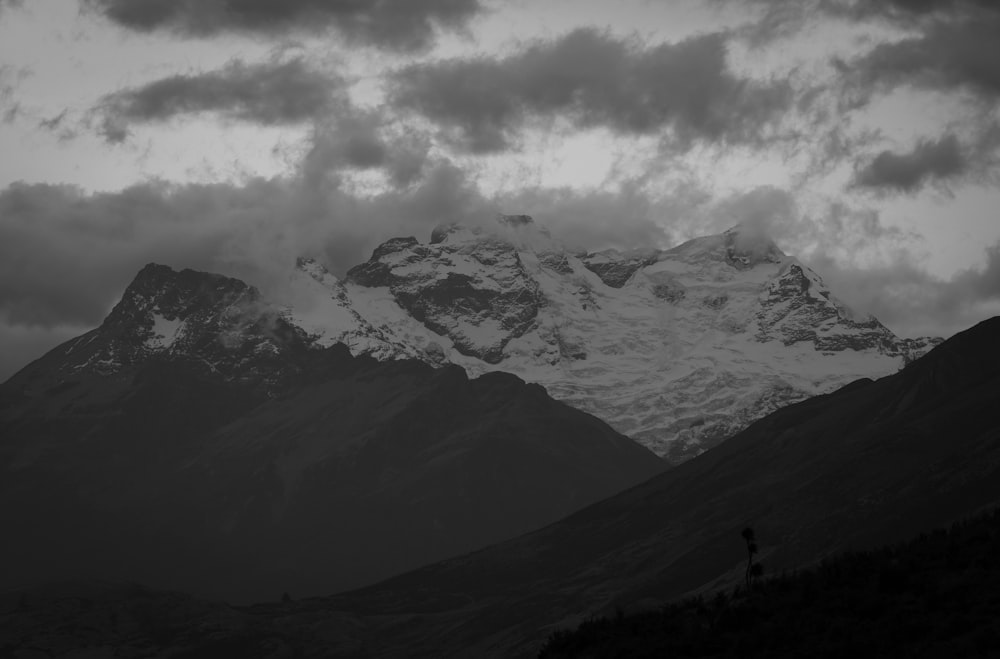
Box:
[539,508,1000,658]
[741,527,763,594]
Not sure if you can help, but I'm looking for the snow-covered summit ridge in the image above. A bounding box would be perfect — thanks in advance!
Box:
[21,219,942,463]
[324,217,938,461]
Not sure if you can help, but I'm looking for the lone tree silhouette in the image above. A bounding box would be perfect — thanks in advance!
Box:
[741,527,763,593]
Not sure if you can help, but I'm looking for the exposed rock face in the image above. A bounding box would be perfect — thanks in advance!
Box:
[579,249,659,288]
[7,264,312,397]
[286,257,420,361]
[346,225,542,363]
[538,251,575,275]
[755,263,939,357]
[652,281,686,303]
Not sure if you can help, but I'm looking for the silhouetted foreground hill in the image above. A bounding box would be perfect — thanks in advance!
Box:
[539,508,1000,658]
[4,507,1000,657]
[2,314,997,657]
[0,269,664,603]
[303,316,1000,656]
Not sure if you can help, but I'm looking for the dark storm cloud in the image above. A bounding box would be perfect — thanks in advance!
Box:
[836,0,1000,23]
[808,240,1000,339]
[832,4,1000,190]
[721,0,1000,185]
[0,181,228,327]
[726,0,1000,39]
[92,58,342,142]
[0,152,685,338]
[688,185,1000,339]
[0,153,492,332]
[301,118,433,189]
[89,56,427,182]
[734,0,1000,100]
[82,0,483,52]
[786,200,1000,341]
[956,241,1000,300]
[956,242,1000,300]
[389,28,794,153]
[851,133,968,193]
[844,13,1000,101]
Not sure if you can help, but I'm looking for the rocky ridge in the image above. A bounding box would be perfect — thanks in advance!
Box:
[6,264,314,399]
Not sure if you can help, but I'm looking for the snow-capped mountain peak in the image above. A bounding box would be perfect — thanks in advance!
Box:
[7,263,315,397]
[15,219,942,462]
[332,219,941,460]
[288,220,939,460]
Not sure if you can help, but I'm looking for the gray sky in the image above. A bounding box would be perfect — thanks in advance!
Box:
[1,0,999,380]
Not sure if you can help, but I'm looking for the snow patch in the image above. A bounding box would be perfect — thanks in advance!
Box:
[146,313,185,349]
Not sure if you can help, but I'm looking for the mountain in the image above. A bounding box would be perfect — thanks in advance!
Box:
[4,263,313,396]
[5,316,994,658]
[0,264,665,603]
[5,217,937,465]
[288,315,999,657]
[283,215,938,462]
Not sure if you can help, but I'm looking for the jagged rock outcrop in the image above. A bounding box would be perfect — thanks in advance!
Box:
[345,221,542,363]
[6,264,313,397]
[579,248,660,288]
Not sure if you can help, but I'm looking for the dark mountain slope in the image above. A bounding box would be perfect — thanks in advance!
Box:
[6,505,1000,657]
[305,316,1000,657]
[5,316,999,658]
[0,265,665,603]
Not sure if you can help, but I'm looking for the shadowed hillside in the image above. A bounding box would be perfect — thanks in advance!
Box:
[0,266,664,603]
[2,312,997,656]
[302,316,1000,656]
[4,508,1000,657]
[539,509,1000,658]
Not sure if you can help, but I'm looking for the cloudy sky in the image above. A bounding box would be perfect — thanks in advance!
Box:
[1,0,998,380]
